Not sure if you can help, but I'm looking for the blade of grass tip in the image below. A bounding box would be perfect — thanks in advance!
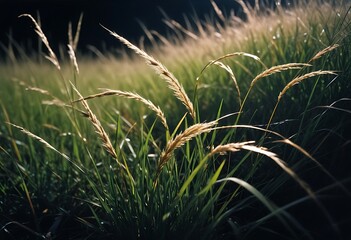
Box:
[216,176,307,239]
[198,160,226,195]
[73,89,168,131]
[217,177,277,218]
[73,13,83,51]
[178,141,254,198]
[19,14,60,70]
[101,25,195,119]
[216,177,310,238]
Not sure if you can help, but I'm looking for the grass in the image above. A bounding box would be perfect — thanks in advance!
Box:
[1,1,351,239]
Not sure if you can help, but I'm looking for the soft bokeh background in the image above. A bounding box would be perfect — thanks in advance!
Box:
[0,0,245,52]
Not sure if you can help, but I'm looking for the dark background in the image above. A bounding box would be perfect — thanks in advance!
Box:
[0,0,248,54]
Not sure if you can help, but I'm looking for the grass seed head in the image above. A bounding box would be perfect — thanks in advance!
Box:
[75,89,169,130]
[70,83,127,171]
[278,71,337,100]
[251,63,311,87]
[158,120,218,175]
[102,25,195,119]
[19,14,61,70]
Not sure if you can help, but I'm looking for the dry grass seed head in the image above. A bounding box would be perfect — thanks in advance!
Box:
[74,89,169,130]
[8,123,70,160]
[210,141,255,155]
[70,83,127,170]
[158,120,218,174]
[102,25,195,119]
[200,52,263,76]
[68,13,83,51]
[250,63,311,87]
[19,14,61,70]
[8,123,86,174]
[68,44,80,74]
[308,44,339,63]
[278,71,337,100]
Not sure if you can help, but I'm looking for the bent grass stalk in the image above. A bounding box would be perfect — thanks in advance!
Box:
[213,61,242,107]
[195,52,264,110]
[101,25,195,120]
[70,83,134,181]
[237,63,311,125]
[308,44,339,63]
[266,70,337,130]
[73,89,169,131]
[19,14,60,71]
[267,44,340,131]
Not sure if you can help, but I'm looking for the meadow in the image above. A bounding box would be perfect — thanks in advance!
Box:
[1,1,351,239]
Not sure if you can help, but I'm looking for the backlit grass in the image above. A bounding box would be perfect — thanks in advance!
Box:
[1,1,351,239]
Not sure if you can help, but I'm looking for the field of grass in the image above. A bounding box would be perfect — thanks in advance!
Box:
[1,1,351,239]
